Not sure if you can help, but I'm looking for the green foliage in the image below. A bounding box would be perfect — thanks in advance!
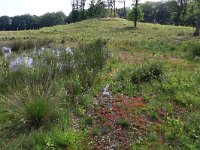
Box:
[0,11,66,31]
[111,66,135,95]
[160,116,199,149]
[190,42,200,58]
[0,18,200,149]
[116,119,130,129]
[87,1,107,18]
[1,77,64,129]
[74,39,109,89]
[24,97,53,128]
[127,7,144,22]
[111,61,164,97]
[8,38,53,52]
[185,112,200,148]
[139,0,199,26]
[66,10,84,23]
[0,16,11,30]
[131,61,164,84]
[31,132,47,148]
[162,117,184,141]
[48,129,76,149]
[67,1,107,23]
[82,116,94,127]
[40,12,66,27]
[10,40,35,51]
[0,37,109,148]
[0,58,8,77]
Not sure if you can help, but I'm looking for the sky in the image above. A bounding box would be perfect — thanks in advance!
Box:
[0,0,157,17]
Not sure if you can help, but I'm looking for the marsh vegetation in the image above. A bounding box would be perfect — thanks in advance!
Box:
[0,19,200,149]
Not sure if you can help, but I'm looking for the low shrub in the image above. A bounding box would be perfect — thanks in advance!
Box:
[111,61,164,95]
[114,61,164,85]
[64,76,83,102]
[74,39,109,89]
[191,43,200,58]
[112,66,135,94]
[131,61,164,84]
[74,39,109,74]
[83,116,94,127]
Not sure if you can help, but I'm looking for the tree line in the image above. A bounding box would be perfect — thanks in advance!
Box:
[67,0,200,35]
[67,0,199,26]
[0,0,199,35]
[0,11,66,31]
[138,0,199,27]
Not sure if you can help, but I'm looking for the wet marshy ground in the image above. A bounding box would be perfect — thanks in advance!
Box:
[0,46,73,70]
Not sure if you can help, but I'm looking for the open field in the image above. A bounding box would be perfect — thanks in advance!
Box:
[0,18,200,149]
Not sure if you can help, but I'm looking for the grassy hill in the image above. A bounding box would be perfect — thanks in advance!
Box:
[0,18,200,149]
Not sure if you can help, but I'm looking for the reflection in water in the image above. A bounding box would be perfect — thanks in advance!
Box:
[1,47,12,58]
[9,56,33,69]
[102,85,111,97]
[0,46,72,70]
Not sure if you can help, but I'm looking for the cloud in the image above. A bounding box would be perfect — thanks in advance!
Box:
[0,0,72,16]
[0,0,158,17]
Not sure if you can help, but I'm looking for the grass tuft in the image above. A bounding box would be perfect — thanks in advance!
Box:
[24,97,52,128]
[116,119,130,129]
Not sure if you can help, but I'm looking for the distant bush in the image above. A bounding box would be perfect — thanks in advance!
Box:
[112,61,164,95]
[115,61,164,85]
[131,61,164,84]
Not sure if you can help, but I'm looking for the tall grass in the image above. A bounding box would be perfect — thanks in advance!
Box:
[24,97,53,128]
[0,39,109,148]
[74,39,109,89]
[8,38,55,52]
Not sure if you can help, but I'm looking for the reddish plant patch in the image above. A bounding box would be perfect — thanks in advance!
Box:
[89,95,153,149]
[96,96,145,128]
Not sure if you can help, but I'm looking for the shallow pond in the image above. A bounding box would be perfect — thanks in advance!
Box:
[0,46,72,70]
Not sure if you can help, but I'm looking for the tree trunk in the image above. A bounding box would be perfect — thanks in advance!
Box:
[134,0,138,27]
[124,0,126,18]
[114,0,116,18]
[194,15,200,36]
